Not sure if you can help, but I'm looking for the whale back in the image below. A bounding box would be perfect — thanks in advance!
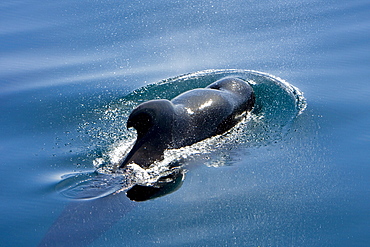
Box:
[171,78,255,145]
[207,77,255,114]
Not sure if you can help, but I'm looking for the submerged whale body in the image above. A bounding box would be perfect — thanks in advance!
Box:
[119,77,255,170]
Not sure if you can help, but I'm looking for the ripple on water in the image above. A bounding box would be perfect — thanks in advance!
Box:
[56,69,306,200]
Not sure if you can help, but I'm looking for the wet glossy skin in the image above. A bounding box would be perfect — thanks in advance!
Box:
[119,77,255,169]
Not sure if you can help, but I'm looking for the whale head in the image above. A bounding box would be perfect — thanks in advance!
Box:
[119,99,175,169]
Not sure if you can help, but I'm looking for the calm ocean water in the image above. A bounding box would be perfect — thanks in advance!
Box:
[1,0,369,246]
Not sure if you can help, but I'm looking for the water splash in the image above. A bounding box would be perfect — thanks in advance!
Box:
[56,69,306,200]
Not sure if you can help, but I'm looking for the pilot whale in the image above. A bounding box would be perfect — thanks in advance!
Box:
[119,77,255,169]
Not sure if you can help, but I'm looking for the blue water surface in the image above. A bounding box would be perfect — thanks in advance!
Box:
[1,0,369,246]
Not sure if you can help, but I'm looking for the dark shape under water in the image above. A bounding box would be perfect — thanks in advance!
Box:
[126,168,185,201]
